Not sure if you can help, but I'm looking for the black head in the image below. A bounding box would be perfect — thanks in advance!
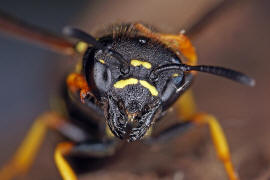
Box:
[81,33,167,141]
[64,26,255,142]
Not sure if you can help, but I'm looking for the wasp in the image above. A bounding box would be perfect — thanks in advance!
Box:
[0,9,254,180]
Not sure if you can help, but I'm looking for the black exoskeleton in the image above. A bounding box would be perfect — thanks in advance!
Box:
[64,24,254,142]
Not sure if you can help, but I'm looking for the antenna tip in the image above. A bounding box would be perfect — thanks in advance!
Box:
[240,76,256,87]
[249,78,256,87]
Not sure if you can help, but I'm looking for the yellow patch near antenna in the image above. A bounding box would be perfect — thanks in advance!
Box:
[172,73,179,77]
[130,60,152,69]
[139,80,158,96]
[114,78,138,89]
[75,41,88,53]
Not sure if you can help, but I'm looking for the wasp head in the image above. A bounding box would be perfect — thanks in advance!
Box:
[65,26,255,143]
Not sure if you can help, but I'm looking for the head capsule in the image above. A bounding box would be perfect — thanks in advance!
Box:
[64,26,255,142]
[82,34,186,141]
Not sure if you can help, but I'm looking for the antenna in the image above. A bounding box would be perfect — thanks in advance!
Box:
[151,63,255,86]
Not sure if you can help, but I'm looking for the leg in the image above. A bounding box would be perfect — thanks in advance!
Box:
[55,139,119,180]
[175,90,239,180]
[55,142,77,180]
[147,112,238,179]
[143,89,196,144]
[0,112,66,180]
[70,139,119,157]
[191,113,239,180]
[134,23,198,66]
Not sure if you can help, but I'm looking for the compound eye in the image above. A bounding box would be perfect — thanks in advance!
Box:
[160,73,184,109]
[93,60,112,94]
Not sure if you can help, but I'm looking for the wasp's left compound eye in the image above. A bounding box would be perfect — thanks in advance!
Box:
[93,60,112,94]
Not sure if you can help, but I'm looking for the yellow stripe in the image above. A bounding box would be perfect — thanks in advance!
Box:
[139,80,158,96]
[130,59,152,69]
[114,78,158,96]
[114,78,138,89]
[99,59,105,64]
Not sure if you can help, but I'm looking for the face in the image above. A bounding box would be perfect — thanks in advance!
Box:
[104,84,162,142]
[85,36,184,142]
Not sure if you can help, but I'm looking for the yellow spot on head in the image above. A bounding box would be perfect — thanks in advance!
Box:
[139,80,158,96]
[130,59,152,69]
[114,78,138,89]
[75,41,88,53]
[99,59,105,64]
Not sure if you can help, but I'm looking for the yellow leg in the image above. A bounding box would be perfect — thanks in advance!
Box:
[192,113,239,180]
[174,90,239,180]
[0,112,65,180]
[54,142,77,180]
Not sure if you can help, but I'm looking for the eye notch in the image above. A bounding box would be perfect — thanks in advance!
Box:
[63,27,130,75]
[95,50,130,76]
[97,59,105,64]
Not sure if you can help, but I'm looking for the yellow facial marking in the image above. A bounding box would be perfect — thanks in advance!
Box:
[114,78,138,89]
[114,78,158,96]
[139,80,158,96]
[172,73,179,77]
[99,59,105,64]
[130,59,152,69]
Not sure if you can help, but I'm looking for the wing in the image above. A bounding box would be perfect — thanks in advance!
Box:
[0,11,75,56]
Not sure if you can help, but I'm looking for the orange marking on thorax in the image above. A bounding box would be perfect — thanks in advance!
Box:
[66,73,90,102]
[135,23,198,67]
